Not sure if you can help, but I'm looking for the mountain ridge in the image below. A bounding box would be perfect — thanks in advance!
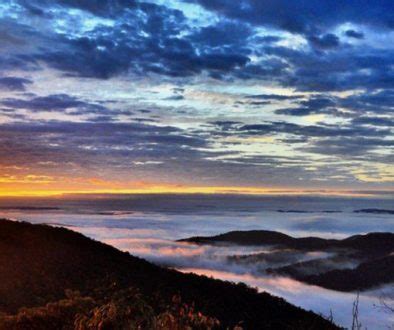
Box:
[179,230,394,253]
[180,230,394,291]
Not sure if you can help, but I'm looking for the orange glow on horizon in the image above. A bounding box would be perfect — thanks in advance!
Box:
[0,174,391,198]
[0,183,390,198]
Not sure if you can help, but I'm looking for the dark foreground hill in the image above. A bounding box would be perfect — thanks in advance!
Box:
[180,230,394,292]
[0,219,337,329]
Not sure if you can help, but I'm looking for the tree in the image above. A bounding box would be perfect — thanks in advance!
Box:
[351,292,362,330]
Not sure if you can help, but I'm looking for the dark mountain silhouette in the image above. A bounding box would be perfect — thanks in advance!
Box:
[353,208,394,215]
[0,219,337,329]
[271,255,394,292]
[179,230,394,253]
[180,230,394,291]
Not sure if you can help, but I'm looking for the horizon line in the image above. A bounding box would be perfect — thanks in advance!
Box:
[0,186,393,198]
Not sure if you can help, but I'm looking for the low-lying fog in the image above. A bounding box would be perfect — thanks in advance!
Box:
[1,196,393,328]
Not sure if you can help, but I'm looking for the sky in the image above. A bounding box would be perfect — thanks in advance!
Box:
[0,0,393,196]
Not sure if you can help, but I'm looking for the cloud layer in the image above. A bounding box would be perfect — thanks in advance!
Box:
[0,0,392,192]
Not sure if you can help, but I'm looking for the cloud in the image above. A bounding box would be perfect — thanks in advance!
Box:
[238,121,389,139]
[307,33,340,50]
[245,94,302,101]
[187,0,394,34]
[275,96,336,116]
[0,0,392,188]
[302,137,393,157]
[0,120,220,184]
[352,117,394,127]
[17,0,139,18]
[0,0,391,94]
[276,91,394,117]
[1,1,252,80]
[163,95,185,101]
[233,121,392,159]
[262,45,394,92]
[341,90,394,113]
[1,94,105,112]
[0,77,32,91]
[345,30,364,39]
[189,20,252,48]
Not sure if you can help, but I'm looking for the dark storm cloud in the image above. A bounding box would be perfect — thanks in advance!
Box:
[163,95,185,101]
[17,0,139,18]
[245,94,302,101]
[233,59,289,81]
[345,30,364,39]
[1,1,251,80]
[341,90,394,113]
[263,45,394,92]
[0,54,39,72]
[189,20,252,48]
[1,94,106,113]
[275,90,394,118]
[132,118,159,123]
[26,8,250,80]
[3,1,194,79]
[0,77,32,91]
[0,93,149,123]
[307,33,340,50]
[253,36,282,44]
[1,0,390,94]
[275,95,339,116]
[275,96,337,116]
[187,0,394,33]
[275,107,315,116]
[352,117,394,127]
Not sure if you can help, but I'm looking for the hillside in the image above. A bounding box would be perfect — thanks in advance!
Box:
[180,230,394,291]
[0,219,337,329]
[288,255,394,292]
[179,230,394,254]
